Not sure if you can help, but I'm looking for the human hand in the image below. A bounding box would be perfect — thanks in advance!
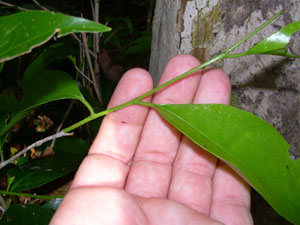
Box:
[50,55,253,225]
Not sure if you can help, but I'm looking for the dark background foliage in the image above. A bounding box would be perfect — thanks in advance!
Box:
[0,0,154,223]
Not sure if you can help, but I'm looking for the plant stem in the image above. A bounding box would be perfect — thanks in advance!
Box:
[136,101,156,107]
[225,52,300,59]
[0,0,29,10]
[0,132,73,169]
[63,55,221,133]
[82,32,103,105]
[0,194,7,211]
[0,190,63,200]
[32,0,49,11]
[63,11,282,133]
[224,10,282,58]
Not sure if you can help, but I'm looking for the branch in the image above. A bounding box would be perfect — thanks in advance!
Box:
[0,131,73,169]
[147,0,155,31]
[0,1,29,11]
[0,194,7,212]
[94,0,100,53]
[71,34,97,58]
[32,0,49,11]
[82,32,103,104]
[50,101,74,148]
[93,0,100,81]
[74,62,94,84]
[62,11,283,134]
[90,0,95,18]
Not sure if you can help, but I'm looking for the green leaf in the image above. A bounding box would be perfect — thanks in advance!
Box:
[108,17,133,34]
[0,62,4,73]
[6,176,15,191]
[0,70,93,136]
[53,136,89,156]
[7,154,79,191]
[238,20,300,58]
[124,32,152,55]
[0,10,111,63]
[7,137,89,192]
[24,42,77,80]
[0,112,8,136]
[42,198,63,211]
[150,103,299,224]
[0,112,8,156]
[119,17,133,35]
[0,204,53,225]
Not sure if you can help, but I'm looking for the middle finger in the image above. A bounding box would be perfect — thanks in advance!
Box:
[125,55,202,198]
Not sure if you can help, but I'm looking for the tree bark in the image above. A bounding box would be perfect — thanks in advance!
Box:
[150,0,300,224]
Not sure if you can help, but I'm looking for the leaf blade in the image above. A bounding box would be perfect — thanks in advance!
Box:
[153,103,300,224]
[0,10,111,63]
[0,70,92,136]
[241,20,300,57]
[0,204,53,225]
[7,137,89,192]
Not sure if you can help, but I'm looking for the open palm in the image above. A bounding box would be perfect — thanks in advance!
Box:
[50,55,253,225]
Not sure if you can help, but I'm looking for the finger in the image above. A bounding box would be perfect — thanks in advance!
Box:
[125,54,202,198]
[210,161,253,225]
[168,69,231,215]
[71,68,153,189]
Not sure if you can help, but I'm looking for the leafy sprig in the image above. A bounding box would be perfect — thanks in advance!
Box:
[0,10,300,224]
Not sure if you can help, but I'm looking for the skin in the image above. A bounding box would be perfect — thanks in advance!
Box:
[50,55,253,225]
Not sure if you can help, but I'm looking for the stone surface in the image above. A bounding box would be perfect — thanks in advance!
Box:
[149,0,300,224]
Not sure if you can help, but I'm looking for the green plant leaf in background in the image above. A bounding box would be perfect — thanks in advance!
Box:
[7,153,81,192]
[23,42,77,80]
[227,19,300,58]
[0,70,93,137]
[0,112,9,159]
[0,204,53,225]
[42,198,63,211]
[0,112,8,136]
[7,137,89,192]
[0,62,4,73]
[145,103,300,224]
[0,10,111,63]
[123,31,152,55]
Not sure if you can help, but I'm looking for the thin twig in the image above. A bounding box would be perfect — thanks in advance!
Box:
[32,0,49,11]
[72,33,81,43]
[79,43,86,87]
[74,64,94,84]
[0,194,7,212]
[93,0,101,106]
[0,132,73,169]
[90,0,95,18]
[100,21,109,39]
[147,0,155,31]
[50,101,74,148]
[82,32,103,104]
[94,0,100,54]
[0,0,29,10]
[104,27,120,44]
[71,34,97,58]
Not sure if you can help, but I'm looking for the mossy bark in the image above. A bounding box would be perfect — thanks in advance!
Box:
[150,0,300,224]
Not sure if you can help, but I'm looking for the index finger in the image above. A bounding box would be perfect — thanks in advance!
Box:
[71,68,153,189]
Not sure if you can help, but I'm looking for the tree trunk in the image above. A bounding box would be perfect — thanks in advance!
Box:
[150,0,300,224]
